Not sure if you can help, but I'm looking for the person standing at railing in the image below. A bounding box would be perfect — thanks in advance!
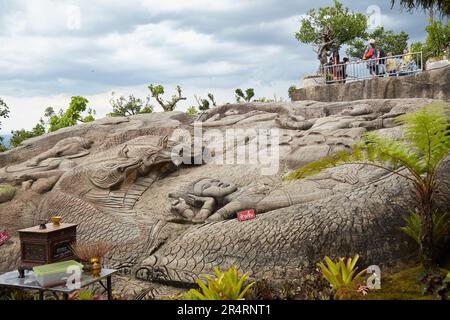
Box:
[386,52,397,76]
[376,48,387,77]
[363,39,378,77]
[332,49,341,82]
[402,48,412,71]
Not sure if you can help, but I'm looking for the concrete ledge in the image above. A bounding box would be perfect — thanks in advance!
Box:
[291,65,450,102]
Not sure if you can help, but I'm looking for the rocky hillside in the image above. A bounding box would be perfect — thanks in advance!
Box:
[1,98,449,297]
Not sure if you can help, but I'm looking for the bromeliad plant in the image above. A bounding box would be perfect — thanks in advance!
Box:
[287,102,450,269]
[183,266,254,300]
[317,255,367,290]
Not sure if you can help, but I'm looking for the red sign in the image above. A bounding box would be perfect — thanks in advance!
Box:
[0,230,10,246]
[237,209,256,222]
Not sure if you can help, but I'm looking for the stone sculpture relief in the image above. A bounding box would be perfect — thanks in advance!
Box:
[0,98,449,298]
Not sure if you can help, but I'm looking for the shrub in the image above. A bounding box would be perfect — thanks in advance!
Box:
[400,210,450,247]
[183,266,253,300]
[317,255,367,290]
[0,185,17,203]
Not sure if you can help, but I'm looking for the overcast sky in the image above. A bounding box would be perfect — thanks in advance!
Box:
[0,0,435,132]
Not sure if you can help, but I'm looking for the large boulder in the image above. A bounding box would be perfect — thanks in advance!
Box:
[0,98,448,296]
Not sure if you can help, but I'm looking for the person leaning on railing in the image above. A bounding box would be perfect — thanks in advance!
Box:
[386,52,397,76]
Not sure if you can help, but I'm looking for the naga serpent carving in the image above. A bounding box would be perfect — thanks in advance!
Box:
[1,99,449,294]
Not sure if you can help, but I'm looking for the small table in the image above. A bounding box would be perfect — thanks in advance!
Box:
[0,268,117,300]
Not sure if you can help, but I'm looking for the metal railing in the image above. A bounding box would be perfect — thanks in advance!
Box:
[321,51,423,84]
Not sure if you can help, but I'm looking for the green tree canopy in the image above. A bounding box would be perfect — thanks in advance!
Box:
[295,0,367,67]
[109,93,153,117]
[10,119,46,148]
[391,0,450,16]
[0,98,10,152]
[235,88,255,103]
[195,93,217,111]
[346,27,409,58]
[47,96,96,132]
[410,18,449,63]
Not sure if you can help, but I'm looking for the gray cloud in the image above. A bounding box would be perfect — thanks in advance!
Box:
[0,0,437,132]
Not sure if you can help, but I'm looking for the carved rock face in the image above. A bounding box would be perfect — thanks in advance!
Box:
[0,99,448,297]
[192,178,237,198]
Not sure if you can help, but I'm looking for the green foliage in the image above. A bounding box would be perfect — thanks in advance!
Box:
[400,211,450,246]
[148,84,186,112]
[47,96,96,132]
[317,255,367,290]
[295,0,367,65]
[346,26,409,58]
[254,95,284,103]
[0,184,17,202]
[235,88,255,103]
[390,0,449,16]
[417,270,450,299]
[424,18,450,58]
[186,106,198,116]
[10,119,46,148]
[288,85,297,99]
[0,97,9,128]
[109,93,153,117]
[77,291,94,300]
[183,266,254,300]
[195,93,216,111]
[409,19,449,65]
[0,98,10,151]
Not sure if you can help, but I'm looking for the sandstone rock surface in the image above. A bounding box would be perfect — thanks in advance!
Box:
[0,98,449,296]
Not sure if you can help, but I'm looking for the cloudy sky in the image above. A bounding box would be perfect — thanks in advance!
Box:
[0,0,434,133]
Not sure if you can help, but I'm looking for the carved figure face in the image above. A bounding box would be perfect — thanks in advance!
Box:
[89,136,175,189]
[193,178,237,198]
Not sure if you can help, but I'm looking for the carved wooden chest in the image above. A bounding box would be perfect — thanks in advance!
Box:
[18,223,77,275]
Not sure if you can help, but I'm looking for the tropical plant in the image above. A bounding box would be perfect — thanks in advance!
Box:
[183,266,254,300]
[109,93,153,117]
[295,0,367,67]
[424,18,450,58]
[346,27,409,58]
[235,88,255,103]
[287,102,450,269]
[186,106,198,116]
[148,84,186,112]
[400,210,450,247]
[46,96,96,132]
[317,255,367,290]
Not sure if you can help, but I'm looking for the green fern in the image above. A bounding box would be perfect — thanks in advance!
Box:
[400,210,450,246]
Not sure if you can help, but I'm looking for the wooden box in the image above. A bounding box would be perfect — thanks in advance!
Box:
[18,223,77,276]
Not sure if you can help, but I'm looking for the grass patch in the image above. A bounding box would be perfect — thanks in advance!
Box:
[335,266,448,300]
[0,184,17,203]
